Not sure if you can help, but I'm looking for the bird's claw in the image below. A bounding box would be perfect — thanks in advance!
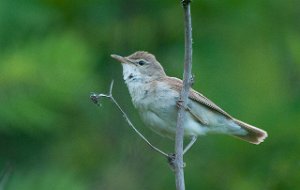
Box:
[176,100,189,111]
[176,100,183,109]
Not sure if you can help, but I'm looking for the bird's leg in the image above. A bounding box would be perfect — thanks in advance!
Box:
[176,99,191,113]
[176,99,185,109]
[183,136,197,155]
[176,101,200,154]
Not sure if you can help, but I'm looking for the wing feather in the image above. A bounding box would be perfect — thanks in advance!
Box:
[163,77,233,119]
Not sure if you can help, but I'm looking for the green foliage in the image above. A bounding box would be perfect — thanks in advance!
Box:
[7,168,86,190]
[0,0,299,189]
[0,32,96,134]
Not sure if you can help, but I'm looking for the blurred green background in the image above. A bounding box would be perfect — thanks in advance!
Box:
[0,0,299,189]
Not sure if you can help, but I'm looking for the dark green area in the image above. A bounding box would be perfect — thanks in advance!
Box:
[0,0,299,189]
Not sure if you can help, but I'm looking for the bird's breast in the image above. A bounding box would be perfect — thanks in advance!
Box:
[126,80,178,110]
[125,80,151,109]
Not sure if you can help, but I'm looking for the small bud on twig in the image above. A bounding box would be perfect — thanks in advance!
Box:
[90,93,100,106]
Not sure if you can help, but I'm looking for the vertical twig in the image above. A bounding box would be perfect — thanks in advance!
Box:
[174,0,193,190]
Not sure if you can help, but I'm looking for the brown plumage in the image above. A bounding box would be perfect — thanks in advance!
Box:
[127,51,157,62]
[112,51,268,144]
[162,76,268,144]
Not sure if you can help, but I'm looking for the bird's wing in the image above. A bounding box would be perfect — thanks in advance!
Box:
[164,77,233,119]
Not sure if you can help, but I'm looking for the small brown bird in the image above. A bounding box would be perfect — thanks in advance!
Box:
[111,51,268,145]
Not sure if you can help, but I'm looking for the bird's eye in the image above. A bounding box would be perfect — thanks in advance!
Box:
[138,60,146,66]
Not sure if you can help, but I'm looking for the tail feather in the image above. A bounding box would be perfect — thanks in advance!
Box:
[233,119,268,144]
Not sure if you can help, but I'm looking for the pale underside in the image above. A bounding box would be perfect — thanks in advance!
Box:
[122,64,247,139]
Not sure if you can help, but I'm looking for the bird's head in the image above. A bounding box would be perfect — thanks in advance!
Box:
[111,51,166,82]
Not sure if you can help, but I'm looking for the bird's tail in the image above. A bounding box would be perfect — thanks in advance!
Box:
[233,119,268,144]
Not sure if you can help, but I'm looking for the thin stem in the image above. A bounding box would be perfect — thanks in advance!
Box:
[174,0,193,190]
[109,96,169,157]
[90,81,169,158]
[183,136,197,155]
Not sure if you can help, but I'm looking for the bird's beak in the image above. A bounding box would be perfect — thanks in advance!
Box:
[111,54,128,64]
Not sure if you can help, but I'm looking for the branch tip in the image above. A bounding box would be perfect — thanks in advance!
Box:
[90,93,100,106]
[181,0,192,7]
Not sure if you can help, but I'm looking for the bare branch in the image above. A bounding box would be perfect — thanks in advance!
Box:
[174,0,193,189]
[90,81,169,158]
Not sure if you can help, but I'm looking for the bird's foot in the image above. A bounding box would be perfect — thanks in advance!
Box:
[176,100,188,111]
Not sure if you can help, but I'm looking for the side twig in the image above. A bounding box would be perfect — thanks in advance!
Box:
[174,0,193,190]
[90,80,169,158]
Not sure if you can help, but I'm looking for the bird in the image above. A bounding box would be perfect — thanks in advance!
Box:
[111,51,268,146]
